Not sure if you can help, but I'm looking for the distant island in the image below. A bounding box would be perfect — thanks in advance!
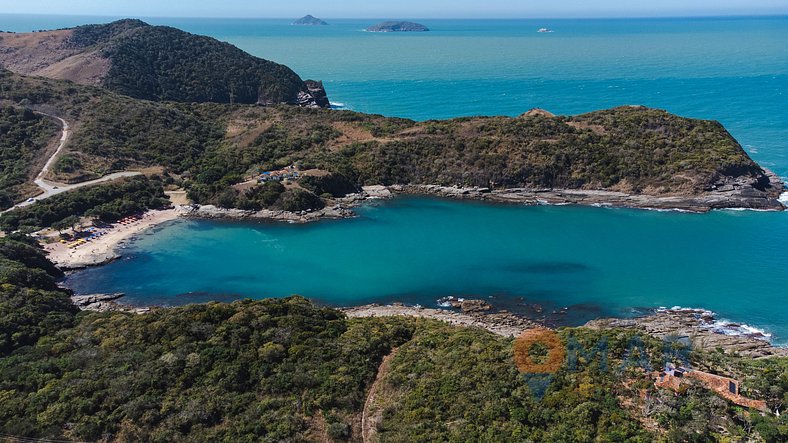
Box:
[365,21,429,32]
[292,15,328,26]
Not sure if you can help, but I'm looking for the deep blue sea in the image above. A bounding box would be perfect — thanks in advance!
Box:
[2,15,786,342]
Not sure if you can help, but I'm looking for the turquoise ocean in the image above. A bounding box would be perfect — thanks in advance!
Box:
[2,15,787,342]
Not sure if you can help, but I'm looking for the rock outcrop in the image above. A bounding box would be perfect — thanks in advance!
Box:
[70,292,150,313]
[585,309,788,358]
[389,178,785,212]
[344,303,537,337]
[184,203,355,223]
[301,80,330,108]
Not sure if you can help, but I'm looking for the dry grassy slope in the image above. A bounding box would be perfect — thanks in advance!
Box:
[1,20,326,107]
[0,30,110,85]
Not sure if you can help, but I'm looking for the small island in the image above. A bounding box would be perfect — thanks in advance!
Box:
[365,21,429,32]
[292,15,328,26]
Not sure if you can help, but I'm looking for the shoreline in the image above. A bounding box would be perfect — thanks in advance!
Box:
[43,207,184,270]
[343,302,539,337]
[65,290,787,357]
[176,176,787,226]
[47,181,788,355]
[45,177,786,270]
[388,169,786,212]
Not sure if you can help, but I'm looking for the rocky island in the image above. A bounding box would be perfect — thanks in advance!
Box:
[365,21,430,32]
[291,14,328,26]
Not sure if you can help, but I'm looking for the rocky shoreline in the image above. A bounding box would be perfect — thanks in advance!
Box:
[343,302,539,337]
[70,292,149,314]
[63,290,787,358]
[585,308,788,359]
[180,185,393,223]
[345,301,786,358]
[389,168,786,213]
[178,173,787,225]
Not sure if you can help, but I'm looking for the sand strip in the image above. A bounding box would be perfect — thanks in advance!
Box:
[44,207,183,269]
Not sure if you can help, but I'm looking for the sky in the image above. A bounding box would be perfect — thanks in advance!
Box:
[1,0,787,19]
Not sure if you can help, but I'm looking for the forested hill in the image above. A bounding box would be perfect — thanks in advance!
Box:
[0,235,786,441]
[0,19,329,107]
[0,67,783,214]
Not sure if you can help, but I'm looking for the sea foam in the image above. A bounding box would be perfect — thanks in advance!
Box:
[656,306,773,342]
[778,191,788,206]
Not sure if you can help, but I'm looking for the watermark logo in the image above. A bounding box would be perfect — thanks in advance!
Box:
[513,329,692,400]
[513,328,565,400]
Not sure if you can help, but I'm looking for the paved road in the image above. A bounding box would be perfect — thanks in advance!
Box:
[2,113,141,214]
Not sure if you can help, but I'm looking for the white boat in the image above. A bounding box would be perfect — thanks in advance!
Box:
[537,28,554,33]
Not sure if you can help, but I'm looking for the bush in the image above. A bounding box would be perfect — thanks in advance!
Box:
[0,176,169,231]
[275,188,324,212]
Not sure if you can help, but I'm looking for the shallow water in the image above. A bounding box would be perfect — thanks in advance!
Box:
[65,197,788,343]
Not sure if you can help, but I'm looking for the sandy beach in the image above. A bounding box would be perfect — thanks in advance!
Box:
[43,207,183,269]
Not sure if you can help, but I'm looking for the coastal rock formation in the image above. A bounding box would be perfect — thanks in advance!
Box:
[391,179,786,212]
[366,21,430,32]
[585,309,788,358]
[343,303,538,337]
[292,15,328,26]
[184,203,356,223]
[301,80,330,108]
[0,19,330,107]
[438,296,494,313]
[70,292,150,313]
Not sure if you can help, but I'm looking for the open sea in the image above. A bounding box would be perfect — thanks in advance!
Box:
[2,15,786,343]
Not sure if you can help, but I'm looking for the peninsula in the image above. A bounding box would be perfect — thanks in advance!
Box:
[365,21,430,32]
[0,21,784,230]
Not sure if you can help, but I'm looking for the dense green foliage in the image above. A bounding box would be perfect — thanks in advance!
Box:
[0,176,170,232]
[372,326,787,442]
[299,173,361,197]
[68,18,148,48]
[0,69,226,183]
[61,19,317,106]
[374,326,653,442]
[0,296,413,441]
[194,105,765,206]
[0,236,76,356]
[102,25,309,105]
[0,106,58,209]
[1,68,768,215]
[0,237,784,441]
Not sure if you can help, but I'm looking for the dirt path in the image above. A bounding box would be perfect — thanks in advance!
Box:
[2,113,141,214]
[361,349,398,443]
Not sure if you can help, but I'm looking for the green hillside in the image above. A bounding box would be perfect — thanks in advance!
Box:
[0,106,59,209]
[0,236,785,442]
[1,68,773,217]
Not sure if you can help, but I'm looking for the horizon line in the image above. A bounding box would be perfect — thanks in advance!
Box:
[1,12,787,21]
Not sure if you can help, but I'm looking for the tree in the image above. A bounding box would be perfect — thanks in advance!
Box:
[51,215,79,234]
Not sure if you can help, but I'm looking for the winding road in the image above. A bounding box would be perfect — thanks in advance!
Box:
[2,113,141,214]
